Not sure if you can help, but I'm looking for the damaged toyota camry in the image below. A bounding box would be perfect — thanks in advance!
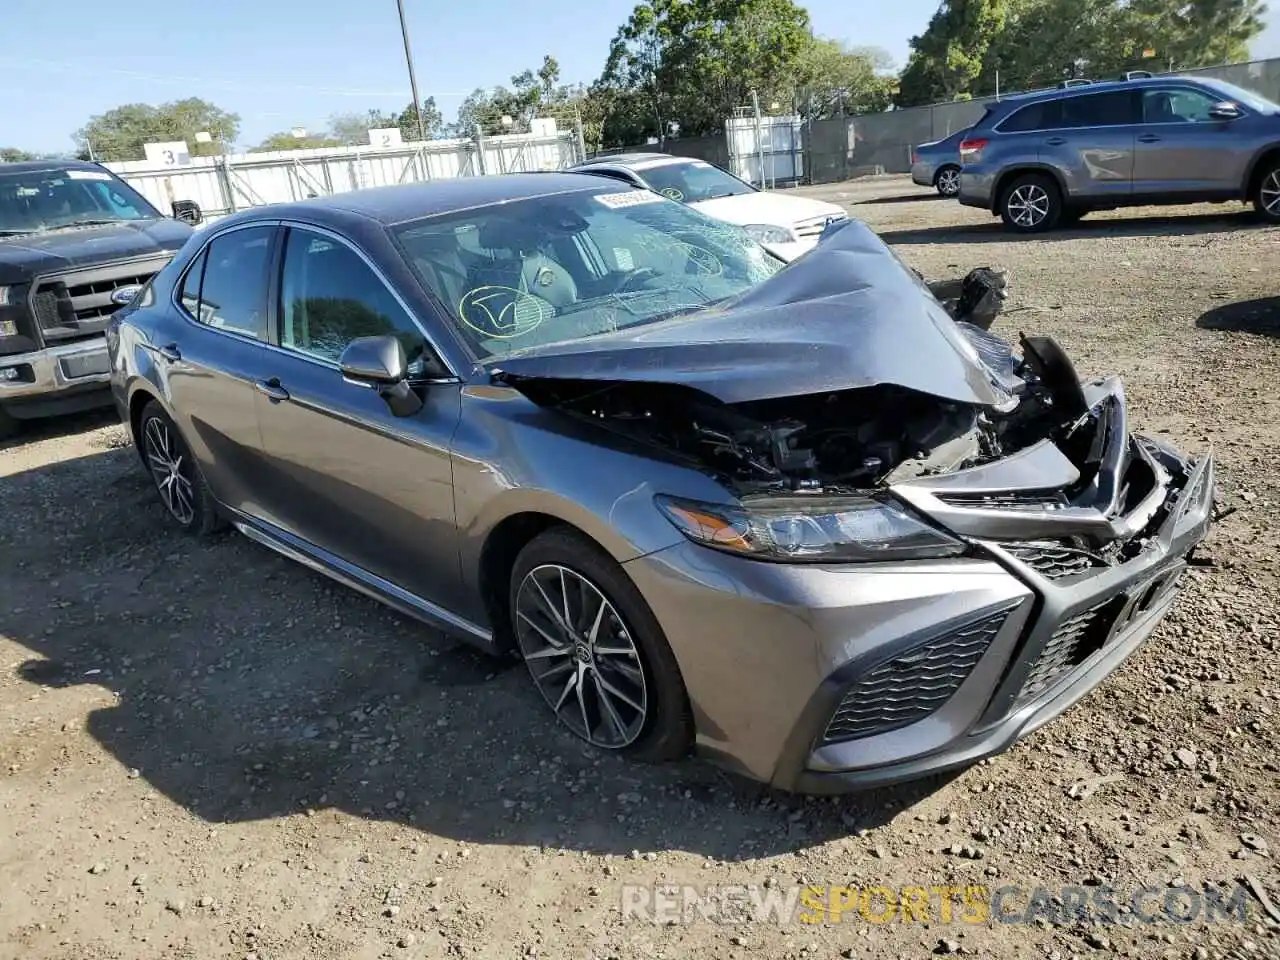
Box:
[107,173,1215,793]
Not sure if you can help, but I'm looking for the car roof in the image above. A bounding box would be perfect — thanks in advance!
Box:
[0,159,109,175]
[574,152,676,168]
[218,172,622,228]
[989,74,1210,111]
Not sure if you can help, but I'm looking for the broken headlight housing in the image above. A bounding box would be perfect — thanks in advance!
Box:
[654,494,965,563]
[741,224,798,245]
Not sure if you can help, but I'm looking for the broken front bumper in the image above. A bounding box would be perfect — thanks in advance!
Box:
[623,380,1213,794]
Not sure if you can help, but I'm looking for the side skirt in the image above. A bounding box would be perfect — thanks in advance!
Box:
[226,511,497,653]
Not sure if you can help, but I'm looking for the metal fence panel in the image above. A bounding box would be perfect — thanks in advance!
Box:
[106,131,582,222]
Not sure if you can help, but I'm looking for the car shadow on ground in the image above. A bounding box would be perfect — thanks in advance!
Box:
[855,192,946,205]
[879,210,1264,245]
[2,447,963,863]
[1197,296,1280,338]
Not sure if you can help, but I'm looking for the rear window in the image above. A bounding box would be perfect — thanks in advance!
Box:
[999,100,1061,132]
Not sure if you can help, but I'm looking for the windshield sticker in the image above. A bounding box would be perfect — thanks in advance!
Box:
[457,286,551,339]
[65,170,114,181]
[594,191,664,209]
[659,187,685,201]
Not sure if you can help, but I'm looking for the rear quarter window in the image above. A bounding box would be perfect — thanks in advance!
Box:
[998,100,1062,132]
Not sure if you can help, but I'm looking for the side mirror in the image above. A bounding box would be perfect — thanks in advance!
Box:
[339,335,423,417]
[172,199,203,225]
[1209,101,1242,121]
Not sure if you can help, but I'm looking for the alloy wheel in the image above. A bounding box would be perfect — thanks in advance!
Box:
[937,168,960,196]
[514,563,648,749]
[143,416,196,525]
[1262,170,1280,217]
[1007,183,1051,228]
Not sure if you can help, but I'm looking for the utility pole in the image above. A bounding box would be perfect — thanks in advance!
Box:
[751,89,766,190]
[396,0,427,142]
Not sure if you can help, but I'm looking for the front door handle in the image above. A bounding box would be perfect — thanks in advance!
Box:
[254,378,290,402]
[1138,134,1161,143]
[1045,136,1067,146]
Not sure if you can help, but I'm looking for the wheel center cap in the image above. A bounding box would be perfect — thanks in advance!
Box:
[574,641,592,664]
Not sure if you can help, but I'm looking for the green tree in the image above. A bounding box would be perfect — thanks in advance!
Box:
[328,109,401,144]
[250,131,343,152]
[398,97,443,141]
[1,147,37,162]
[75,98,240,161]
[795,40,896,118]
[897,0,1013,106]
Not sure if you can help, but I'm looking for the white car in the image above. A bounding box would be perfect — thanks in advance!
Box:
[568,153,847,262]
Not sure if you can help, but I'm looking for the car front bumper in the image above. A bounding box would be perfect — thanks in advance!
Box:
[0,336,115,417]
[958,169,999,210]
[623,433,1214,794]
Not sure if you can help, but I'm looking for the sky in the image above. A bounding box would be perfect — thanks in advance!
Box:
[4,0,1280,153]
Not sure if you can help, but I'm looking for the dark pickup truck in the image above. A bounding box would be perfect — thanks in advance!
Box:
[0,160,203,438]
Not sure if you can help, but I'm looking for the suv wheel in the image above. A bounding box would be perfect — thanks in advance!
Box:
[136,400,223,535]
[935,165,961,197]
[999,173,1061,233]
[510,527,692,762]
[1254,160,1280,222]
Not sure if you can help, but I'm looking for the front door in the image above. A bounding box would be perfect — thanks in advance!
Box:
[249,224,465,612]
[1132,86,1245,195]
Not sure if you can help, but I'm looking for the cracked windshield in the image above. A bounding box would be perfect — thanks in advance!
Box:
[396,188,783,359]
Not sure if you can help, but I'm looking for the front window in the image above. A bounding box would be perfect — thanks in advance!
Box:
[394,188,784,361]
[1195,77,1280,115]
[0,167,161,236]
[635,161,756,203]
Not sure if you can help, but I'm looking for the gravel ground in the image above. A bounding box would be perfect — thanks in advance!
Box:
[2,176,1279,960]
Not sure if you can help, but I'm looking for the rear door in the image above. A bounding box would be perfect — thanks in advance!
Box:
[1037,90,1138,201]
[162,223,281,516]
[1132,85,1245,196]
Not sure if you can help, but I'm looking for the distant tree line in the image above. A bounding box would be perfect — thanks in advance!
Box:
[2,0,1265,161]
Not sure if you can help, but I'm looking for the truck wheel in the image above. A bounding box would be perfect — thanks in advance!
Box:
[999,173,1062,233]
[0,406,17,441]
[934,165,961,197]
[1253,160,1280,222]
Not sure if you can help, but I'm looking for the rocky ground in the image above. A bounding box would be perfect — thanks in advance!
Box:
[2,177,1279,960]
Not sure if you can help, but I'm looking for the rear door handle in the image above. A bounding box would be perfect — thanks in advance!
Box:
[1045,137,1067,145]
[254,378,290,402]
[1138,134,1161,142]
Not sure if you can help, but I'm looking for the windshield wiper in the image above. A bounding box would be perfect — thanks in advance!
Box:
[0,229,35,237]
[52,218,127,229]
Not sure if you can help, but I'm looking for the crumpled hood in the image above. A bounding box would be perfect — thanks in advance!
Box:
[490,218,1013,408]
[688,190,844,228]
[0,218,193,284]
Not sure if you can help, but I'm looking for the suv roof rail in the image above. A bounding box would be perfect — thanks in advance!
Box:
[1121,70,1154,80]
[1058,78,1093,89]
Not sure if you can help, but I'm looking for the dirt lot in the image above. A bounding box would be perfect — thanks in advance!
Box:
[3,177,1280,960]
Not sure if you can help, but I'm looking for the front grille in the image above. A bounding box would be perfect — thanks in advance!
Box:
[938,491,1070,511]
[1015,599,1121,704]
[794,213,847,239]
[1003,539,1107,580]
[822,609,1010,744]
[31,257,170,343]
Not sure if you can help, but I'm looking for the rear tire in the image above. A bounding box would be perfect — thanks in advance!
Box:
[135,400,224,536]
[934,165,961,198]
[999,173,1062,233]
[509,527,692,763]
[1253,159,1280,222]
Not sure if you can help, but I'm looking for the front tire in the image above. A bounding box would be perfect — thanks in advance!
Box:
[509,527,692,762]
[935,165,961,197]
[1253,159,1280,222]
[999,173,1062,233]
[136,400,223,535]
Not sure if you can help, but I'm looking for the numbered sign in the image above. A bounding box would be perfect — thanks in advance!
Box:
[143,141,192,166]
[368,127,404,148]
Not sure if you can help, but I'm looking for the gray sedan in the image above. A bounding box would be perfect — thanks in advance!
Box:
[106,173,1214,793]
[911,128,970,196]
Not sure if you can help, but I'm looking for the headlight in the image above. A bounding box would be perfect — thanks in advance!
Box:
[654,494,966,563]
[741,224,797,245]
[0,286,15,307]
